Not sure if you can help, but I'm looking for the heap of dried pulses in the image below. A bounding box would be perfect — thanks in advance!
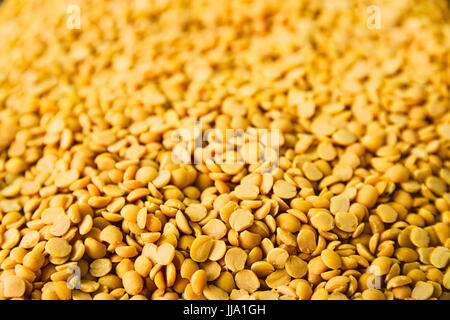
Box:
[0,0,449,300]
